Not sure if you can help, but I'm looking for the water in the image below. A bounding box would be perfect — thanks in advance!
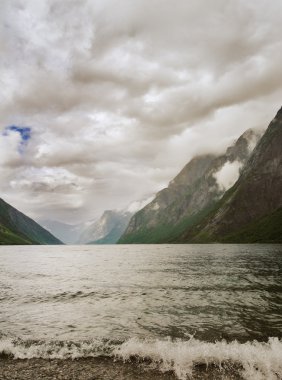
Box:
[0,244,281,379]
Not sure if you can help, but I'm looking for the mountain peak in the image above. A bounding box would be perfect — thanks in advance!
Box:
[276,106,282,116]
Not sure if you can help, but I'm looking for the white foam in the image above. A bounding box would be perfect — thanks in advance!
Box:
[114,337,282,380]
[1,337,282,380]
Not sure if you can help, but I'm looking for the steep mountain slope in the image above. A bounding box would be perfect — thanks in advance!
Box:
[119,129,261,243]
[0,198,62,245]
[78,210,132,244]
[180,106,282,243]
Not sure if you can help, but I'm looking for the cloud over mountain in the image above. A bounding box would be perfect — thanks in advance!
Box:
[0,0,281,223]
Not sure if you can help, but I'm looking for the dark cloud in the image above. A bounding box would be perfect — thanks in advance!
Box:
[0,0,281,222]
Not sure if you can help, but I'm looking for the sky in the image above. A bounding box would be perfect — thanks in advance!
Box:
[0,0,281,224]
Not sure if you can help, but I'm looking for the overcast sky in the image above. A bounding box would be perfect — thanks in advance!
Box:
[0,0,281,223]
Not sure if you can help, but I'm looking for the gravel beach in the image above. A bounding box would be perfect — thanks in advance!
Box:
[0,357,176,380]
[0,358,244,380]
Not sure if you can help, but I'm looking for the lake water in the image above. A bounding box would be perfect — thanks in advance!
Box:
[0,244,281,379]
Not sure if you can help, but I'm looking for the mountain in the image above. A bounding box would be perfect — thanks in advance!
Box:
[39,219,86,244]
[78,210,132,244]
[179,106,282,243]
[0,198,62,245]
[119,128,262,244]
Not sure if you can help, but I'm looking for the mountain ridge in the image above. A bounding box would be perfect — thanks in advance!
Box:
[0,198,62,245]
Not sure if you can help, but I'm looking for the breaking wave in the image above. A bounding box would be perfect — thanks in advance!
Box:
[1,336,282,379]
[116,337,282,380]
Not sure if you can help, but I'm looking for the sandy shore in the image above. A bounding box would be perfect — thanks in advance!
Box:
[0,357,243,380]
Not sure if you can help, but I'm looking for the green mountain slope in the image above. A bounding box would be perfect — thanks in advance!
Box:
[221,208,282,243]
[0,198,62,245]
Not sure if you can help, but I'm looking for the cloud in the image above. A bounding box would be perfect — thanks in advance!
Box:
[10,166,92,193]
[4,125,31,153]
[4,125,31,141]
[0,131,22,167]
[213,161,243,191]
[126,196,155,213]
[0,0,281,223]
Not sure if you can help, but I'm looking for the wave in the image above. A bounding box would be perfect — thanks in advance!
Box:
[0,336,281,380]
[116,337,282,380]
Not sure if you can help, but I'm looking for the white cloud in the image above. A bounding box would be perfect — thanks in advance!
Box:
[0,131,22,167]
[127,196,155,213]
[213,161,243,191]
[10,167,93,193]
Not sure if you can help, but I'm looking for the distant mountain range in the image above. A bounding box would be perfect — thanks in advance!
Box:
[0,198,62,245]
[78,210,132,244]
[39,220,86,244]
[41,210,133,245]
[119,106,282,244]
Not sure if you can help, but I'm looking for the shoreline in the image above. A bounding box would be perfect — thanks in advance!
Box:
[0,357,244,380]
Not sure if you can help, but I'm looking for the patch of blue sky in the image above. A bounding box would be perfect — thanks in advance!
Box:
[3,125,32,153]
